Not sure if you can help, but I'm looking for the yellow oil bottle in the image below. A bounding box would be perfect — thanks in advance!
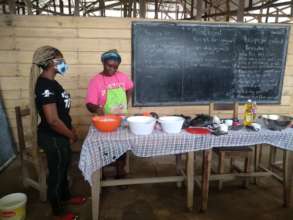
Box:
[243,99,253,126]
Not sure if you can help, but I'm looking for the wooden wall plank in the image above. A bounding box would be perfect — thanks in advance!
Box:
[15,38,131,52]
[78,29,131,39]
[15,27,78,38]
[78,52,131,65]
[0,77,29,90]
[0,38,15,50]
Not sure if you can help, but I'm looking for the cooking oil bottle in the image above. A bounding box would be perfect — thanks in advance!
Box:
[243,99,253,126]
[252,101,257,121]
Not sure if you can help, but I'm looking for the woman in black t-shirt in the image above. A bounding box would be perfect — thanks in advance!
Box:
[29,46,85,220]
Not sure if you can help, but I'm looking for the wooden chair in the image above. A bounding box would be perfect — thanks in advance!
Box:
[209,102,253,190]
[15,106,47,201]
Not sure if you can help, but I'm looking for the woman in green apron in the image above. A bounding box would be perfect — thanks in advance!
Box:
[86,49,134,178]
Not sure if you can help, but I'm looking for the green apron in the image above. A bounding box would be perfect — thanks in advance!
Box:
[104,86,127,115]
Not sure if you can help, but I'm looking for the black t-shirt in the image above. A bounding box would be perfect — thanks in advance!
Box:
[35,77,72,137]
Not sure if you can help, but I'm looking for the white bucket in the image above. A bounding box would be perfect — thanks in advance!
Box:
[127,116,156,135]
[158,116,184,134]
[0,193,27,220]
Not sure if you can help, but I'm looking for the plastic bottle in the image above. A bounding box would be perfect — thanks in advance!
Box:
[243,99,253,126]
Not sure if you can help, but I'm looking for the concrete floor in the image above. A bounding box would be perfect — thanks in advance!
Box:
[1,150,293,220]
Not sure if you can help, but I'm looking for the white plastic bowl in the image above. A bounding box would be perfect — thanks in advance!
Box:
[158,116,184,134]
[127,116,156,135]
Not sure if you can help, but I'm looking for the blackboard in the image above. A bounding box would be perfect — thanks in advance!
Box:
[0,95,16,172]
[132,22,290,106]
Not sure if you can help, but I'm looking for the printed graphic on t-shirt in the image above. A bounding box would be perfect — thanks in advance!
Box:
[42,89,54,98]
[61,91,71,109]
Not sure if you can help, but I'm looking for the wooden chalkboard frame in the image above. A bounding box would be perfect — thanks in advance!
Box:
[0,94,16,172]
[131,21,290,107]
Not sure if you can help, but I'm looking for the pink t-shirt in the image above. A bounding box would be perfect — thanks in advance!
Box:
[85,71,134,106]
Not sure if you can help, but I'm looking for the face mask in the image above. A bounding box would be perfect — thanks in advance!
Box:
[56,62,69,76]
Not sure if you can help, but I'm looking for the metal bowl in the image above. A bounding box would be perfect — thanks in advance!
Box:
[260,114,293,131]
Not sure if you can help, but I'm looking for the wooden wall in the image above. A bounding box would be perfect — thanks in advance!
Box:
[0,15,292,141]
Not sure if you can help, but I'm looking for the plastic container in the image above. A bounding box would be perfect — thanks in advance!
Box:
[0,193,27,220]
[127,116,156,135]
[92,115,121,132]
[186,127,211,135]
[158,116,184,134]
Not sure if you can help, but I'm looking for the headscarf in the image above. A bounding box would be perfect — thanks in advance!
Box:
[101,49,121,64]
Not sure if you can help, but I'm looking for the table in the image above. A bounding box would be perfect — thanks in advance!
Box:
[79,125,293,220]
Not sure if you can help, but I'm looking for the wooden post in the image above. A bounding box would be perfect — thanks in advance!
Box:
[100,0,105,16]
[2,3,7,14]
[123,0,127,17]
[218,152,225,191]
[59,0,64,14]
[9,0,16,14]
[176,154,183,188]
[183,0,187,19]
[127,0,133,17]
[187,152,194,211]
[190,0,194,18]
[237,0,244,22]
[253,145,260,184]
[133,0,137,17]
[154,0,158,19]
[275,9,279,23]
[53,0,57,13]
[249,0,253,8]
[68,0,72,14]
[139,0,146,18]
[265,7,269,23]
[258,0,264,23]
[91,170,101,220]
[283,150,291,207]
[74,0,79,16]
[201,149,212,211]
[204,0,209,21]
[226,0,230,22]
[291,0,293,17]
[196,0,203,20]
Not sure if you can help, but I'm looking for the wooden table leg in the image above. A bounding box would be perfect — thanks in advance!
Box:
[283,149,293,207]
[253,145,260,185]
[187,152,194,211]
[201,149,212,212]
[91,169,101,220]
[176,154,183,188]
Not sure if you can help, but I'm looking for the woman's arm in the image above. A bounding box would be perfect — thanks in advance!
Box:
[42,103,77,142]
[126,89,133,104]
[86,103,104,115]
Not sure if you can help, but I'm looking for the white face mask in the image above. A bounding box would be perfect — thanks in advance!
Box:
[53,58,69,75]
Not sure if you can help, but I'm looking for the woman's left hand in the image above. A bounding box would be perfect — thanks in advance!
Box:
[70,128,78,144]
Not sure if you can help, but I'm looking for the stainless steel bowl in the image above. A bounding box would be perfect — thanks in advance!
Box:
[260,114,293,131]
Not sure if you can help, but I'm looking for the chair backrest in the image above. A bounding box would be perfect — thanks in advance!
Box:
[209,102,239,119]
[15,106,30,154]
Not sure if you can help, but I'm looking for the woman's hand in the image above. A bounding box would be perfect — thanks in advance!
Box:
[69,128,78,144]
[86,103,104,115]
[96,106,105,115]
